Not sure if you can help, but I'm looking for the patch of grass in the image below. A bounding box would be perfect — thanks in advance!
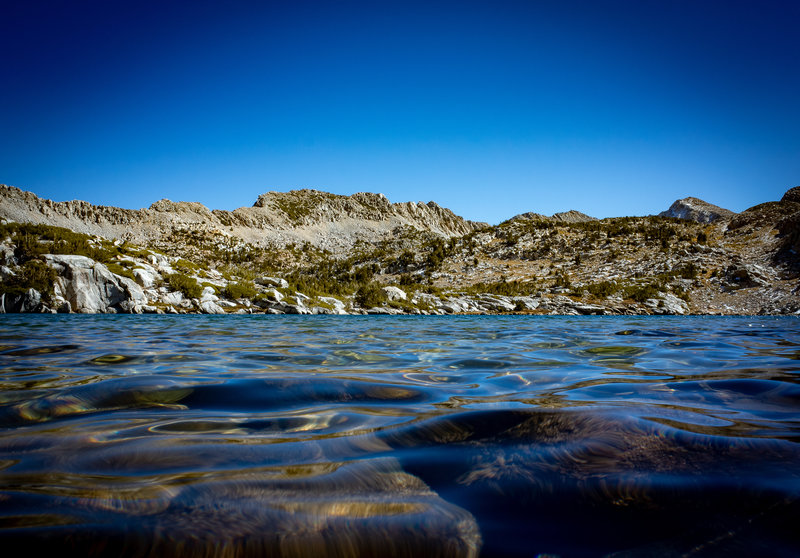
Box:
[174,258,200,273]
[105,262,136,281]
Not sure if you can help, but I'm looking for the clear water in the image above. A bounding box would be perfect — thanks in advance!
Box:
[1,315,799,557]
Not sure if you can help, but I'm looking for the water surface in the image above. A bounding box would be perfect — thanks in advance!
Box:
[1,315,799,557]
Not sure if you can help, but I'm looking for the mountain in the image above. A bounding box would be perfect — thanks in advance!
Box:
[506,210,597,225]
[0,185,485,255]
[658,197,735,223]
[1,184,799,315]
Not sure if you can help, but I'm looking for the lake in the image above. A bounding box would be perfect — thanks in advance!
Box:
[1,315,799,557]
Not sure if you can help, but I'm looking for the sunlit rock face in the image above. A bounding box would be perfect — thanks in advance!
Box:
[45,254,146,313]
[0,184,484,255]
[659,197,735,224]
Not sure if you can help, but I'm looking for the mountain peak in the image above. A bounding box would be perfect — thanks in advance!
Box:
[659,197,735,223]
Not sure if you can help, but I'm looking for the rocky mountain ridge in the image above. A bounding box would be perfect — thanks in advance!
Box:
[0,185,484,255]
[1,183,799,315]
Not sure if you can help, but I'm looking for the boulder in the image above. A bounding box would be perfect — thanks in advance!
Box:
[439,297,485,314]
[132,265,161,288]
[161,291,184,306]
[199,300,226,314]
[0,243,15,266]
[725,264,771,287]
[45,255,147,313]
[513,296,540,311]
[382,286,407,302]
[200,286,219,302]
[644,293,689,315]
[0,288,44,313]
[366,307,405,315]
[569,302,608,315]
[257,276,289,289]
[0,265,15,281]
[294,292,310,303]
[318,296,348,314]
[478,295,517,312]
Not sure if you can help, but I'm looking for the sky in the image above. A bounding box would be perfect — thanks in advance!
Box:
[1,0,798,224]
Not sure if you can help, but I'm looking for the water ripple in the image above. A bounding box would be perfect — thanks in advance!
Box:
[0,315,799,557]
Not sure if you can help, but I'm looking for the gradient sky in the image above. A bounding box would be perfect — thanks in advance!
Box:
[2,0,798,224]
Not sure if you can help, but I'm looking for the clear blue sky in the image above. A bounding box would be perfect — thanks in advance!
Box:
[2,0,798,224]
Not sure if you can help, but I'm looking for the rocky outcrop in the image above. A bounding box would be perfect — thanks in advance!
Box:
[382,286,407,302]
[507,210,596,224]
[45,255,147,313]
[0,289,47,313]
[659,197,735,224]
[781,186,800,204]
[728,199,800,232]
[550,210,597,223]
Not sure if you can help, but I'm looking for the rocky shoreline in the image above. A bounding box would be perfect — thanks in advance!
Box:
[1,185,798,316]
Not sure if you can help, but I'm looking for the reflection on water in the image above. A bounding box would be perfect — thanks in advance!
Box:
[1,315,799,557]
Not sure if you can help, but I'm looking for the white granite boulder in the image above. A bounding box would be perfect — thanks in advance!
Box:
[45,255,147,313]
[382,286,407,302]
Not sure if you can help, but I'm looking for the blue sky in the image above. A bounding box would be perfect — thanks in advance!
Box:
[2,0,798,224]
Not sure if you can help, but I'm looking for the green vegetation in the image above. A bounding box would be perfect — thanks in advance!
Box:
[166,272,202,299]
[105,262,136,281]
[223,280,257,300]
[467,278,538,296]
[271,191,339,223]
[623,283,662,303]
[423,238,457,270]
[579,281,620,299]
[0,260,57,301]
[354,282,387,307]
[1,222,118,264]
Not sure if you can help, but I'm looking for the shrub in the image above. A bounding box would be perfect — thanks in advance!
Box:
[468,279,538,297]
[673,263,699,280]
[0,260,58,301]
[5,223,118,263]
[583,281,619,298]
[355,282,387,308]
[166,273,202,299]
[623,283,661,303]
[223,280,257,299]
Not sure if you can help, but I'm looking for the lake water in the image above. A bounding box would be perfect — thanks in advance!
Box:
[0,315,799,557]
